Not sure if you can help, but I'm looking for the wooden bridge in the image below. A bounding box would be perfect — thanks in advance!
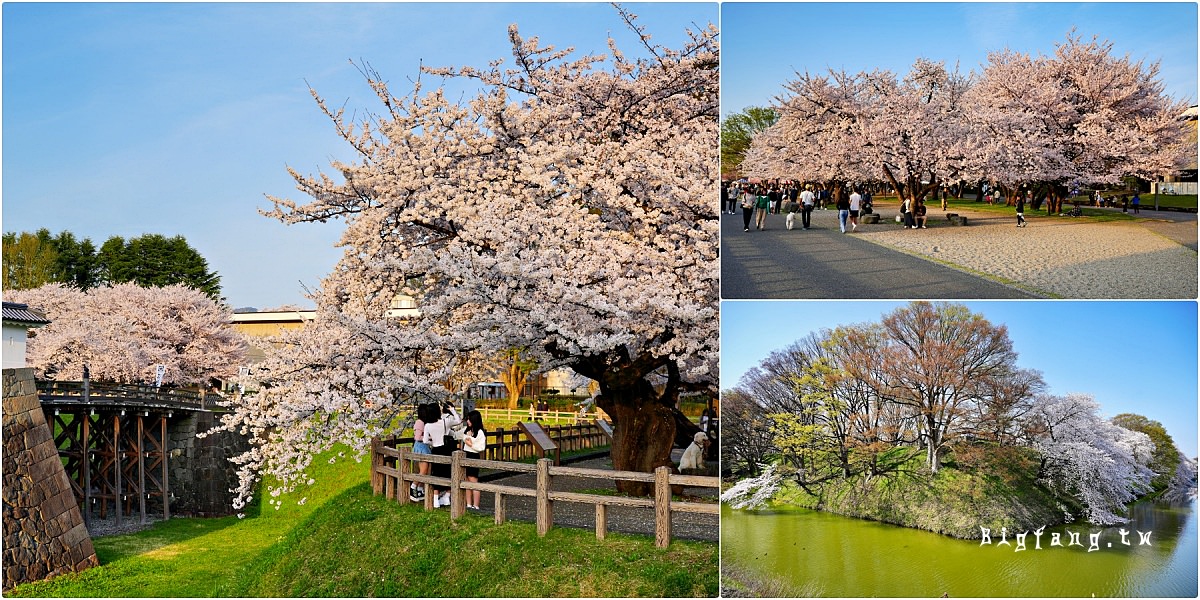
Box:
[36,380,222,529]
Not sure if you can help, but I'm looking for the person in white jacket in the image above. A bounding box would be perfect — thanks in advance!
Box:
[422,402,461,508]
[461,410,488,510]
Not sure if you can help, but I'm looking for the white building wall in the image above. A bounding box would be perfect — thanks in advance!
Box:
[2,324,29,369]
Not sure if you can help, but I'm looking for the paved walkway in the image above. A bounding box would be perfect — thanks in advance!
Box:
[720,208,1036,299]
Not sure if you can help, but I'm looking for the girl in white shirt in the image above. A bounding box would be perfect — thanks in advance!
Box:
[422,402,461,508]
[461,410,487,510]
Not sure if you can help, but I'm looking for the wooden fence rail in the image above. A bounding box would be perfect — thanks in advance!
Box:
[476,407,591,425]
[371,444,719,547]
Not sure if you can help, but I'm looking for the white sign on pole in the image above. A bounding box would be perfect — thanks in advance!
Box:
[154,364,166,387]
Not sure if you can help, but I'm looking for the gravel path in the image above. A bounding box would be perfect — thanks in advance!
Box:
[86,513,164,538]
[858,205,1197,298]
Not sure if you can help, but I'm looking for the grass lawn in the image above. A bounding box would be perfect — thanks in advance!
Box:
[7,447,716,598]
[871,194,1188,225]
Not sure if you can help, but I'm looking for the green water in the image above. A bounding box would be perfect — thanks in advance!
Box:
[722,500,1197,597]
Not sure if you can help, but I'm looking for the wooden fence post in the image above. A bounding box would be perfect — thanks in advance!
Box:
[654,466,671,548]
[398,448,411,506]
[536,458,552,536]
[595,504,607,540]
[494,492,506,525]
[450,451,465,519]
[370,438,382,496]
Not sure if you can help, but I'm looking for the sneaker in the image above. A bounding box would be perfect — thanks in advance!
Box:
[432,495,442,508]
[744,227,749,232]
[921,225,927,229]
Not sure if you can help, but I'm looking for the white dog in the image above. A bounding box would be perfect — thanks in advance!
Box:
[785,212,796,230]
[678,431,710,472]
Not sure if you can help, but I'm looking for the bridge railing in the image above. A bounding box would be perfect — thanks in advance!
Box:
[36,380,214,411]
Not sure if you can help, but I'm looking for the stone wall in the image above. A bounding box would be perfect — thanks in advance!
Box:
[2,368,99,591]
[167,411,250,516]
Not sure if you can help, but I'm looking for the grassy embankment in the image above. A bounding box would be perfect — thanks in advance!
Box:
[8,447,716,597]
[765,447,1070,540]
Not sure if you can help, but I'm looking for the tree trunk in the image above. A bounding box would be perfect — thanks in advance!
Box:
[604,399,678,496]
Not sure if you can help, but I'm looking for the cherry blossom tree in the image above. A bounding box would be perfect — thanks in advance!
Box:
[966,32,1192,212]
[744,60,972,206]
[9,283,245,385]
[1162,452,1198,504]
[217,9,718,501]
[1025,393,1154,524]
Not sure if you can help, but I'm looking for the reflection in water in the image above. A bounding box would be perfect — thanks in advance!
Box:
[721,500,1197,597]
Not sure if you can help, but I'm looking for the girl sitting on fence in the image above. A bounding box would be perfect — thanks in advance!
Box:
[461,410,487,510]
[408,403,438,502]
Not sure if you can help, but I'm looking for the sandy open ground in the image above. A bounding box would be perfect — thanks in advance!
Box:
[858,208,1198,299]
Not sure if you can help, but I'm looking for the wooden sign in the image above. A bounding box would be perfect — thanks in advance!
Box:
[519,421,560,465]
[595,419,614,441]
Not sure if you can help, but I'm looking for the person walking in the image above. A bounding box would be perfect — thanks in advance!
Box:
[836,192,851,233]
[740,187,755,231]
[1132,192,1141,214]
[848,187,862,232]
[460,410,487,510]
[755,189,771,230]
[1016,193,1027,227]
[799,185,815,229]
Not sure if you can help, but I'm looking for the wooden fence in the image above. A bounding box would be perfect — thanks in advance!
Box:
[477,407,592,425]
[370,444,719,548]
[376,422,610,464]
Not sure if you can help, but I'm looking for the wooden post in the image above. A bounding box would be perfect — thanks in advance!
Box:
[114,414,122,526]
[654,466,671,548]
[82,414,91,527]
[494,492,505,525]
[161,415,170,520]
[371,438,382,496]
[595,504,608,540]
[535,458,552,536]
[137,415,147,524]
[398,448,411,506]
[450,451,465,519]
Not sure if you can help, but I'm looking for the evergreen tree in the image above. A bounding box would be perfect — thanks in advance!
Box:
[49,231,102,290]
[98,234,222,300]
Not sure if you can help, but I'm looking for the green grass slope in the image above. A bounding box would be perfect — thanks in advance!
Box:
[772,449,1067,539]
[8,447,716,597]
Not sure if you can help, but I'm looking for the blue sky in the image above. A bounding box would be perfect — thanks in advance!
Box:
[721,301,1199,456]
[3,2,716,309]
[721,2,1199,116]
